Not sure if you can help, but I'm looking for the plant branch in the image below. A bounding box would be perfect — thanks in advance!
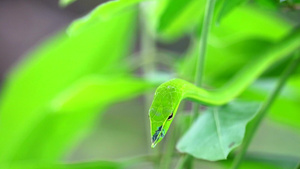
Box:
[175,154,193,169]
[231,53,300,169]
[139,4,159,168]
[176,0,216,168]
[192,0,216,122]
[296,161,300,169]
[159,102,187,169]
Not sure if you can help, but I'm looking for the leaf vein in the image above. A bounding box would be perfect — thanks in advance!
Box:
[213,108,226,158]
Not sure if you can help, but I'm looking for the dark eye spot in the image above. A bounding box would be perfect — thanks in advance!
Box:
[167,113,173,121]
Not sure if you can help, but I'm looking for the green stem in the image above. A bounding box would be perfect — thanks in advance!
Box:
[177,0,216,168]
[296,162,300,169]
[231,53,300,169]
[139,4,158,167]
[139,3,155,76]
[175,154,192,169]
[159,124,178,169]
[159,102,186,169]
[192,0,216,121]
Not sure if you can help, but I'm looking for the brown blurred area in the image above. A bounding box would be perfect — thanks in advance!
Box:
[0,0,107,85]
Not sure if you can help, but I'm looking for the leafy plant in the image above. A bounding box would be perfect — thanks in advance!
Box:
[0,0,299,169]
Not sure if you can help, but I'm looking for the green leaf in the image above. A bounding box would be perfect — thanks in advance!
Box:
[178,5,292,83]
[51,76,156,112]
[216,0,249,23]
[11,76,155,162]
[176,101,261,161]
[210,6,291,41]
[68,0,148,35]
[240,78,300,130]
[154,0,206,41]
[166,1,291,41]
[0,8,136,163]
[253,0,279,10]
[154,0,289,41]
[59,0,77,7]
[4,154,155,169]
[219,153,300,169]
[5,160,123,169]
[179,37,274,83]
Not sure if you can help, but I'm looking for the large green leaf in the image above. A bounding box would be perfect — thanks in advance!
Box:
[210,6,291,41]
[176,101,261,161]
[219,153,300,169]
[0,8,136,163]
[253,0,279,10]
[178,5,292,83]
[10,76,156,162]
[68,0,149,35]
[6,160,123,169]
[178,37,273,83]
[154,0,206,40]
[216,0,249,23]
[153,0,290,41]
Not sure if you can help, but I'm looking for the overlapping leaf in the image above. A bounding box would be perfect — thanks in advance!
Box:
[177,101,261,161]
[178,5,292,82]
[0,6,137,163]
[68,0,150,35]
[11,76,155,162]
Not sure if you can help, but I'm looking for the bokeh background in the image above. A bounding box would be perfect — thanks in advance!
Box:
[0,0,300,168]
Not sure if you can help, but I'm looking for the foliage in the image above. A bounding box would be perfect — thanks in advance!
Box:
[0,0,299,169]
[177,101,261,161]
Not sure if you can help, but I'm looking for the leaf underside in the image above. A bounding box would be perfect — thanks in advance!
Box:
[176,100,261,161]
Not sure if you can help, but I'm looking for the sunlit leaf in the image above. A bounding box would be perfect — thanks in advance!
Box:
[59,0,77,7]
[176,101,261,161]
[219,153,300,169]
[6,160,123,169]
[11,76,156,162]
[253,0,279,10]
[68,0,149,35]
[0,8,136,163]
[154,0,290,41]
[154,0,206,41]
[216,0,249,23]
[178,37,274,83]
[178,6,292,83]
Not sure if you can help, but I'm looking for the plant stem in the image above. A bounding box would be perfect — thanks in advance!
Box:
[176,0,216,168]
[175,154,193,169]
[231,53,300,169]
[159,123,178,169]
[139,4,158,167]
[192,0,216,121]
[296,161,300,169]
[159,102,186,169]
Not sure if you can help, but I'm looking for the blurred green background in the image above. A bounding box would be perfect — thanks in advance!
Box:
[0,0,300,169]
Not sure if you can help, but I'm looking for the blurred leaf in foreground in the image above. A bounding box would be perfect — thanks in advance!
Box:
[216,0,249,23]
[177,101,261,161]
[59,0,77,7]
[218,152,300,169]
[154,0,206,41]
[7,160,123,169]
[11,76,156,162]
[179,5,292,82]
[68,0,149,35]
[0,7,137,163]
